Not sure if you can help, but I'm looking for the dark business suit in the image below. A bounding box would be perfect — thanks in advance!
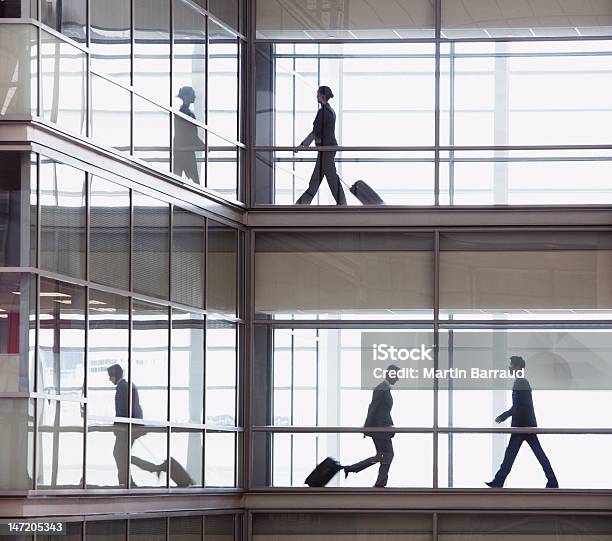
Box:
[490,377,558,487]
[344,381,395,487]
[173,104,203,184]
[113,378,146,485]
[295,103,347,205]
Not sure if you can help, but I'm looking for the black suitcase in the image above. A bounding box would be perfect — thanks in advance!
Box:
[304,457,343,487]
[350,180,385,205]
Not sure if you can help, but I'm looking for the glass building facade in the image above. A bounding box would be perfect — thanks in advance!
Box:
[2,0,612,538]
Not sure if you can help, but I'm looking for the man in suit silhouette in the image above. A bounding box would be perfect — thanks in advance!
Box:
[295,85,347,205]
[486,356,558,488]
[343,364,399,487]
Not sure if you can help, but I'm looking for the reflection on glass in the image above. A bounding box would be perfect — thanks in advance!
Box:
[205,430,235,487]
[207,132,238,200]
[90,0,131,85]
[440,42,612,146]
[88,290,129,419]
[438,434,612,489]
[0,153,35,266]
[37,399,84,488]
[133,192,170,299]
[171,309,204,424]
[37,522,81,541]
[206,320,236,426]
[208,19,238,141]
[208,221,237,316]
[173,0,206,120]
[173,112,205,185]
[0,274,35,393]
[41,0,86,43]
[0,399,33,489]
[0,0,36,17]
[91,75,131,155]
[256,0,435,39]
[259,433,432,487]
[442,1,612,39]
[86,420,128,487]
[0,24,37,117]
[255,232,434,319]
[133,95,171,172]
[38,278,85,397]
[133,300,169,421]
[90,177,130,289]
[40,30,86,135]
[172,208,205,309]
[170,515,203,541]
[209,0,239,33]
[170,428,202,486]
[439,232,612,320]
[134,0,170,105]
[131,424,168,487]
[86,520,126,541]
[39,160,86,279]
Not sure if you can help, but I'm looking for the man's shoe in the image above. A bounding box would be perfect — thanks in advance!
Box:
[343,467,350,479]
[485,480,502,488]
[546,480,559,488]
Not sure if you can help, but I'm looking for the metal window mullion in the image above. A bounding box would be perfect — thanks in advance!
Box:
[449,42,455,205]
[83,283,89,489]
[166,204,173,488]
[205,15,210,189]
[433,230,440,489]
[127,296,133,489]
[203,219,208,487]
[169,0,175,175]
[129,0,135,156]
[32,272,40,491]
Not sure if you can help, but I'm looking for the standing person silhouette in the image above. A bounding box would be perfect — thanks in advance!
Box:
[174,86,204,184]
[486,356,559,488]
[295,85,347,205]
[343,365,399,487]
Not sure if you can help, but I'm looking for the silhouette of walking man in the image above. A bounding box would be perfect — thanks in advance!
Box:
[343,365,399,487]
[486,356,558,488]
[295,85,346,205]
[174,86,204,184]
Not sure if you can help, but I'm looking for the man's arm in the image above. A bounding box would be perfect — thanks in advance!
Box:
[495,391,516,423]
[300,131,315,147]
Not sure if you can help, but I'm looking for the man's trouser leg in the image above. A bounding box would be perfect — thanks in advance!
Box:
[113,428,129,487]
[320,151,347,205]
[344,437,381,473]
[295,153,323,204]
[373,437,394,487]
[526,434,558,485]
[492,434,524,486]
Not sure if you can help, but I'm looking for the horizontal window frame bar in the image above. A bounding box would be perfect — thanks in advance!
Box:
[252,426,612,435]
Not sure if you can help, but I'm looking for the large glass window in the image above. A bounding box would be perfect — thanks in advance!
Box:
[90,177,130,289]
[0,273,35,393]
[91,75,131,155]
[208,19,239,142]
[39,160,86,279]
[134,0,171,105]
[132,300,169,422]
[0,24,37,117]
[41,0,86,43]
[36,398,84,488]
[133,192,170,300]
[0,398,33,490]
[206,320,237,426]
[173,0,207,122]
[172,208,206,308]
[208,220,238,317]
[40,29,86,136]
[38,278,85,398]
[90,0,131,85]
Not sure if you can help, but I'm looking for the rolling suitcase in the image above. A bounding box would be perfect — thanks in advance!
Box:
[349,180,385,205]
[304,457,343,487]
